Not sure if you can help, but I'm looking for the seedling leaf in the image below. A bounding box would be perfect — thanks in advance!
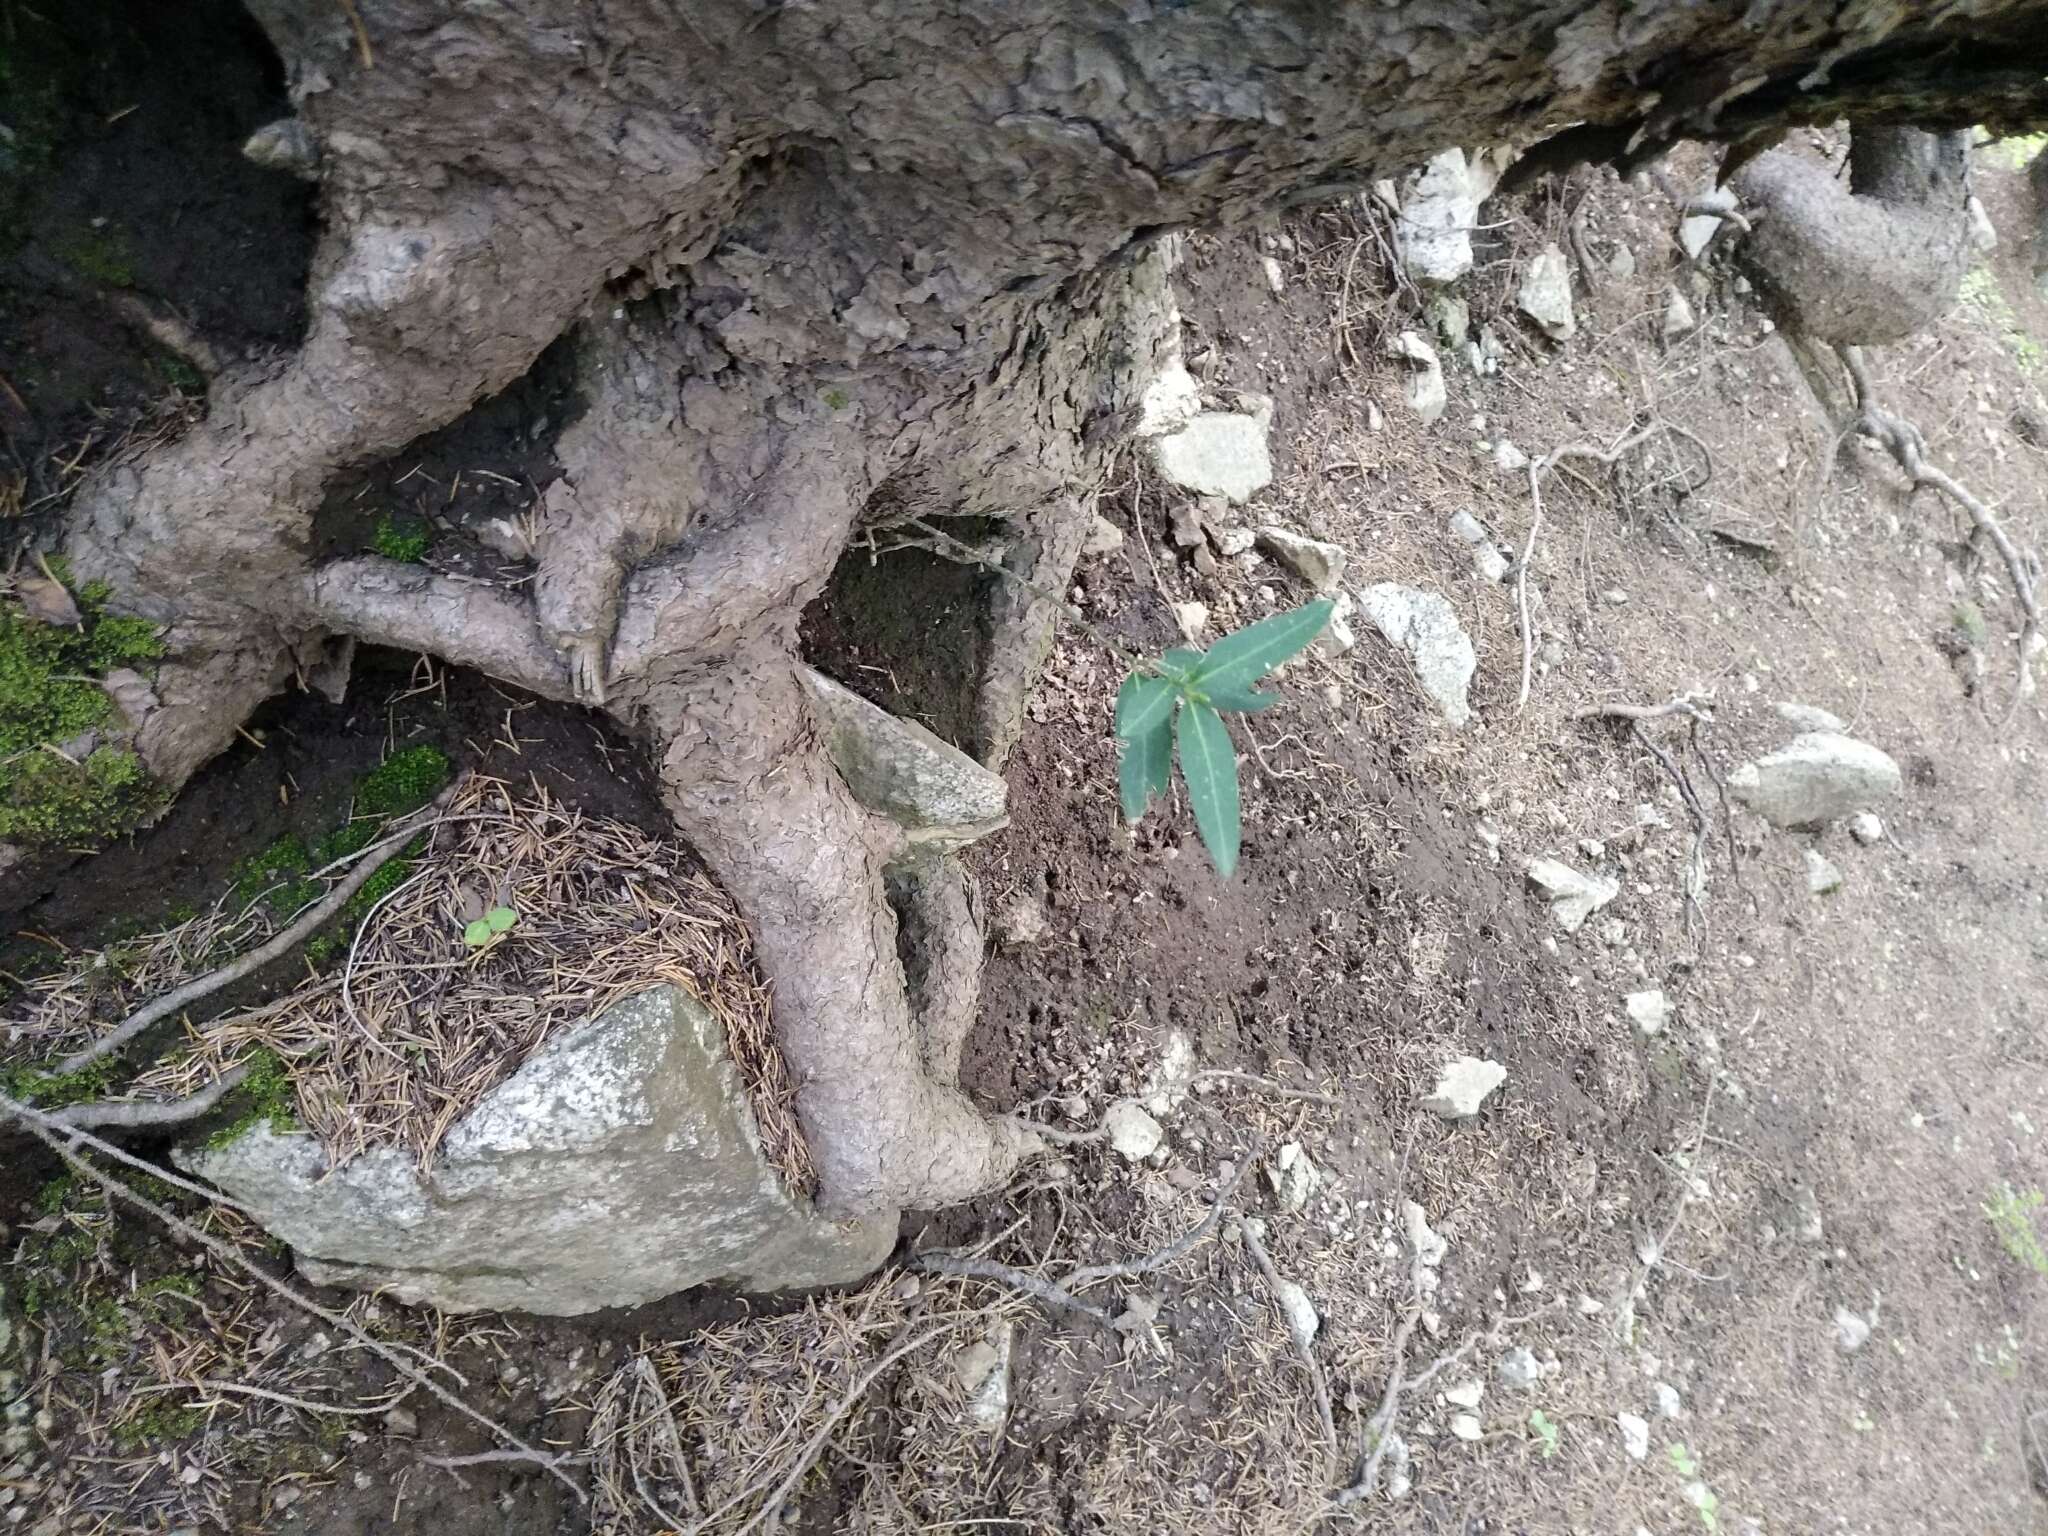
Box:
[1190,599,1334,693]
[485,905,518,935]
[463,919,493,948]
[1118,716,1174,822]
[1115,673,1178,740]
[1175,700,1240,876]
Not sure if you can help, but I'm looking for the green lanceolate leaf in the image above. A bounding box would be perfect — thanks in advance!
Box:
[1115,673,1178,740]
[1160,646,1206,680]
[1190,598,1336,694]
[1118,716,1174,823]
[1175,700,1240,876]
[1200,680,1280,714]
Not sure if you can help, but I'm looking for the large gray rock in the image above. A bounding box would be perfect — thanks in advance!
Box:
[178,988,892,1315]
[801,669,1007,852]
[1149,411,1273,504]
[1728,732,1902,828]
[1358,583,1475,726]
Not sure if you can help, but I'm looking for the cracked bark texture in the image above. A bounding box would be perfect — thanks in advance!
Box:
[49,0,2048,1218]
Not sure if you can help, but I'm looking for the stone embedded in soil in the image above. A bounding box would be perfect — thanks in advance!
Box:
[1357,583,1476,726]
[1444,1380,1485,1409]
[1257,525,1347,592]
[1625,988,1669,1037]
[1618,1411,1651,1460]
[1082,515,1125,557]
[1517,244,1576,340]
[1104,1101,1165,1161]
[177,987,894,1315]
[1392,148,1480,285]
[1266,1142,1321,1214]
[1149,411,1274,504]
[956,1322,1014,1433]
[1728,731,1902,829]
[1662,288,1696,341]
[1655,1382,1683,1418]
[1275,1278,1321,1352]
[1449,1413,1483,1441]
[1402,1199,1448,1299]
[1679,211,1722,260]
[1849,811,1884,845]
[1420,1056,1507,1120]
[1315,590,1358,657]
[800,669,1007,852]
[1834,1307,1873,1353]
[1492,438,1530,474]
[996,893,1048,946]
[1497,1346,1542,1389]
[1172,600,1210,642]
[1387,331,1448,424]
[1806,849,1844,895]
[1525,857,1620,933]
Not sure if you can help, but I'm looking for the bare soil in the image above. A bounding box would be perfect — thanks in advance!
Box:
[5,120,2048,1536]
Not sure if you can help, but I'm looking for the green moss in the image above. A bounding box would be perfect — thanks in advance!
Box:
[114,1402,205,1450]
[370,516,430,563]
[3,1054,115,1110]
[203,1047,298,1149]
[0,581,165,848]
[232,835,319,916]
[56,228,136,289]
[350,745,450,819]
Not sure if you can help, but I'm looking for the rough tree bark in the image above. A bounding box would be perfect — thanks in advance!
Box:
[43,0,2048,1218]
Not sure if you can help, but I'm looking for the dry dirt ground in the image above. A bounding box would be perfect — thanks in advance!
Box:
[5,142,2048,1536]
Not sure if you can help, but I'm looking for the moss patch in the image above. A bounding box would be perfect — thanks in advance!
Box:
[2,1053,115,1110]
[203,1047,298,1148]
[370,515,430,563]
[0,577,165,847]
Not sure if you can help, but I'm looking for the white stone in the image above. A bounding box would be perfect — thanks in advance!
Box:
[1491,438,1530,474]
[1448,511,1510,583]
[1806,850,1844,896]
[1172,601,1210,642]
[1774,701,1847,732]
[1275,1280,1321,1353]
[1266,1142,1321,1214]
[1358,583,1475,726]
[1967,194,1998,253]
[1402,1200,1448,1299]
[1662,288,1696,341]
[1258,526,1347,592]
[1654,1382,1683,1418]
[1388,331,1447,425]
[1525,858,1621,933]
[1261,254,1287,296]
[1517,244,1576,341]
[1104,1102,1165,1161]
[1618,1412,1651,1460]
[1834,1306,1872,1353]
[1082,515,1125,557]
[178,989,894,1314]
[1679,213,1722,260]
[1141,1030,1197,1117]
[959,1322,1014,1432]
[1497,1347,1541,1389]
[1420,1056,1507,1120]
[1450,1413,1483,1442]
[1150,413,1273,504]
[1392,148,1480,284]
[1849,812,1884,845]
[1625,989,1669,1037]
[1729,732,1903,828]
[1444,1380,1485,1409]
[802,669,1008,851]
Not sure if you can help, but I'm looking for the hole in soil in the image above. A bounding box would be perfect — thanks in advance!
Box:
[0,0,316,461]
[308,332,580,567]
[799,529,993,754]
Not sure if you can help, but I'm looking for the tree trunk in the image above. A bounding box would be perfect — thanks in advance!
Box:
[32,0,2048,1215]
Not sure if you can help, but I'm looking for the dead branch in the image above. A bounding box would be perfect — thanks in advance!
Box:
[1064,1151,1259,1290]
[1572,690,1717,723]
[1331,1304,1423,1508]
[44,1063,250,1130]
[1193,1068,1341,1106]
[56,781,462,1073]
[1238,1218,1337,1463]
[1840,344,2042,717]
[0,1091,584,1502]
[909,1252,1115,1326]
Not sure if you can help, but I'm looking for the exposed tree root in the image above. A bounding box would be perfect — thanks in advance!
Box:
[1840,345,2043,715]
